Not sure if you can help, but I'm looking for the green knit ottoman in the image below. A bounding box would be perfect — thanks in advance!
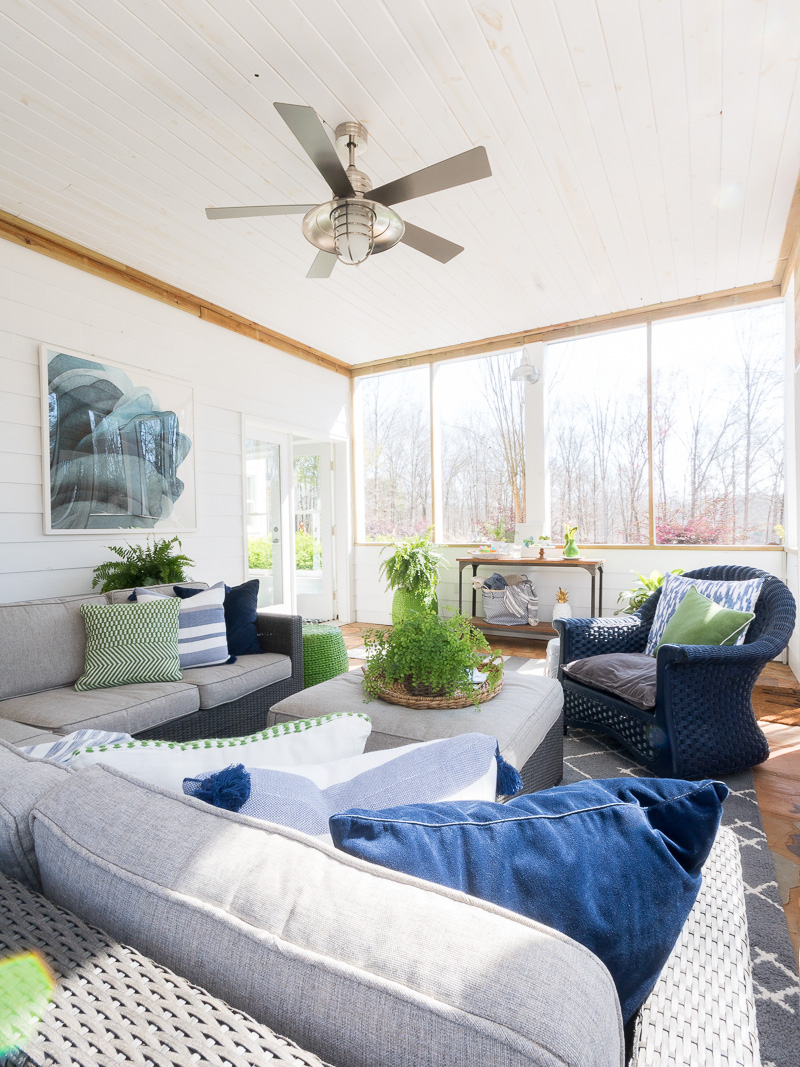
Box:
[302,623,349,688]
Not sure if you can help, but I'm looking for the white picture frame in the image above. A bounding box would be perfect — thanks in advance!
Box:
[40,343,197,535]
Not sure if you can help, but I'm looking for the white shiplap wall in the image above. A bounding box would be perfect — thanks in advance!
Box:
[354,545,788,628]
[0,240,349,603]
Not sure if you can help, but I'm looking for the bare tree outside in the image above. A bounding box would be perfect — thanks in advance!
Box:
[439,353,526,541]
[652,304,784,544]
[358,369,431,541]
[548,328,650,544]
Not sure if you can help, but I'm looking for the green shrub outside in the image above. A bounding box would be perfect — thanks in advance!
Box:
[248,531,321,571]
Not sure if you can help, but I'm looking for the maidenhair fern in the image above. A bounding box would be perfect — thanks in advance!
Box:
[91,537,195,592]
[378,530,445,607]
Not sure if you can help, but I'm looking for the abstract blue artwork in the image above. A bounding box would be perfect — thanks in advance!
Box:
[43,347,195,532]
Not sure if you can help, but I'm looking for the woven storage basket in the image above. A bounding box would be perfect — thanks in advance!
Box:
[366,672,503,709]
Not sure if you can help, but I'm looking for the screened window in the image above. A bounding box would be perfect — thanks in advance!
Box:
[437,353,526,542]
[652,304,785,545]
[547,328,649,544]
[356,368,431,541]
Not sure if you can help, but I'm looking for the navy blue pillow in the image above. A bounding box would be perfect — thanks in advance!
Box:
[174,580,261,656]
[330,777,728,1023]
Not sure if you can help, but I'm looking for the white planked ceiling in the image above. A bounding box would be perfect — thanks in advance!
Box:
[1,0,799,364]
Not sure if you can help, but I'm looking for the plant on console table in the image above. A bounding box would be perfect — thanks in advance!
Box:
[362,612,504,710]
[91,536,195,593]
[562,524,580,558]
[379,529,445,626]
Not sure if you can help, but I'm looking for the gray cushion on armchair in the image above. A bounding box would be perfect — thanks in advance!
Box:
[562,653,657,711]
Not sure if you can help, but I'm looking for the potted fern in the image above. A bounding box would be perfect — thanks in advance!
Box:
[362,612,503,710]
[379,530,445,625]
[91,537,195,593]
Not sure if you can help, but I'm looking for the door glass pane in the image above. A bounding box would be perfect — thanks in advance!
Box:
[246,438,283,607]
[294,452,323,594]
[437,352,526,542]
[652,304,785,545]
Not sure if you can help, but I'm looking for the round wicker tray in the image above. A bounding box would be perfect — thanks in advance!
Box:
[368,673,503,710]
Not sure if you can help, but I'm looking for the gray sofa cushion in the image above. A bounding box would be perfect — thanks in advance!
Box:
[562,653,658,711]
[181,654,292,709]
[31,766,623,1067]
[0,594,107,699]
[105,582,208,604]
[271,671,564,768]
[0,718,65,746]
[0,682,200,734]
[0,738,69,890]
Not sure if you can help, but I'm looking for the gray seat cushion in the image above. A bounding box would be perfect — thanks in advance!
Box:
[31,765,623,1067]
[0,594,107,699]
[0,682,200,734]
[0,718,67,746]
[270,671,564,770]
[0,738,69,890]
[181,654,292,709]
[562,653,658,711]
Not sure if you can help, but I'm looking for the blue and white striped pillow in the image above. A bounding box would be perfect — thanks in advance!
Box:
[136,582,232,668]
[645,573,764,656]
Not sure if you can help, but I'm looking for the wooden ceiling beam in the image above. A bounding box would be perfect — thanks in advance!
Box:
[0,209,351,378]
[351,279,783,376]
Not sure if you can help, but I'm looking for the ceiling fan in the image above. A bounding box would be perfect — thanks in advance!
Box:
[206,102,492,278]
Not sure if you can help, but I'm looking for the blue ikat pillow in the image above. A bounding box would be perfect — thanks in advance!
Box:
[645,573,764,656]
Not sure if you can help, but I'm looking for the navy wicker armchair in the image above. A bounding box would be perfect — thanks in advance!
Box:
[554,565,796,778]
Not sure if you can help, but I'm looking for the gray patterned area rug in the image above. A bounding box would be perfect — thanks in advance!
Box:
[561,727,800,1067]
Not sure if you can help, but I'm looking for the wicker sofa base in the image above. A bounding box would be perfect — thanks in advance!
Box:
[133,677,301,742]
[515,710,564,795]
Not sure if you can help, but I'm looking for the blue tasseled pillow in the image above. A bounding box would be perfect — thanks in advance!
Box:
[330,776,728,1024]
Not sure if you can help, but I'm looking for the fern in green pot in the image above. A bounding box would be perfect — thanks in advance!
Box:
[379,529,445,625]
[91,537,195,593]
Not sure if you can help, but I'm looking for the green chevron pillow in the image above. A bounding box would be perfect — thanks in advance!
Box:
[76,599,181,692]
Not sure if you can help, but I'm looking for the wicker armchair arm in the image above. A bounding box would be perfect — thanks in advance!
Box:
[656,639,775,669]
[555,613,649,664]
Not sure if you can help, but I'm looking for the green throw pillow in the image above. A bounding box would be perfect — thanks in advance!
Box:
[76,599,182,691]
[655,585,755,652]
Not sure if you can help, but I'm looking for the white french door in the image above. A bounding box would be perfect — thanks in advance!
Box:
[293,440,335,620]
[244,425,294,613]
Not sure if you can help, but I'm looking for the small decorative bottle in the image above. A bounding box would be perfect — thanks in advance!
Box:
[562,524,579,558]
[551,587,572,621]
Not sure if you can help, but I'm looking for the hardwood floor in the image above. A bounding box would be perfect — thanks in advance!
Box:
[339,622,800,962]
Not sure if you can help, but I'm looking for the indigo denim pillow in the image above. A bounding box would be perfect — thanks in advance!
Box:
[330,776,728,1023]
[175,579,261,655]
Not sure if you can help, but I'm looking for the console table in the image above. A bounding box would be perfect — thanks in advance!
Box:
[457,555,606,641]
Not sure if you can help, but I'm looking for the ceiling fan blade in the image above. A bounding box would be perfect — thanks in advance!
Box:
[370,146,491,207]
[206,205,316,219]
[307,250,337,279]
[399,221,464,263]
[274,102,354,199]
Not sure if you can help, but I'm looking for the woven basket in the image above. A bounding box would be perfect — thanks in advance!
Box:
[366,672,503,710]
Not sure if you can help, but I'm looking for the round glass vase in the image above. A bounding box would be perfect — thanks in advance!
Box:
[562,536,580,558]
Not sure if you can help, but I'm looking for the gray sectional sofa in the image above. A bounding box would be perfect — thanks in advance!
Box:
[0,737,760,1067]
[0,583,303,745]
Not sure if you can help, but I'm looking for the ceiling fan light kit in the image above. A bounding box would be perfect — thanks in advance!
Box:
[206,102,491,278]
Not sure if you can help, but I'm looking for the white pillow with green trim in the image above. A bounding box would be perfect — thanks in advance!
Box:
[69,714,372,793]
